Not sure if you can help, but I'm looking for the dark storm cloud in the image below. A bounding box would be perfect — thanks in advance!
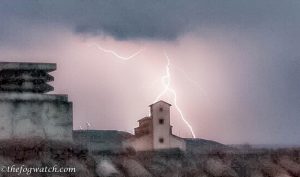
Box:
[0,0,300,40]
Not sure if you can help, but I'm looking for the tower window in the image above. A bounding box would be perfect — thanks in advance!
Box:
[159,107,163,112]
[159,138,164,143]
[159,118,164,124]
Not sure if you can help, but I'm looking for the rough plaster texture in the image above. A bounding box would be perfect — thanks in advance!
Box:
[0,93,68,101]
[0,94,73,141]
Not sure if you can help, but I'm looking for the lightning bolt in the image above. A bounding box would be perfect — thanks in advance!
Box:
[94,43,144,61]
[93,44,196,138]
[155,52,196,138]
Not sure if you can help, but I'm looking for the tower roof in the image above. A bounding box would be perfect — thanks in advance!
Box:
[149,100,172,107]
[137,116,152,122]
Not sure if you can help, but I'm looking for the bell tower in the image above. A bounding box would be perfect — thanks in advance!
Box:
[150,100,172,149]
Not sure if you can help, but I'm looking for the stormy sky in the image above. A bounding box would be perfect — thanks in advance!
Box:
[0,0,299,145]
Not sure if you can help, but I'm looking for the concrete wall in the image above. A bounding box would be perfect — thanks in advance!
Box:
[0,94,72,141]
[151,101,171,150]
[0,93,68,101]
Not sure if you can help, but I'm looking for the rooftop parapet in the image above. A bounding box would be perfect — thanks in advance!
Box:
[0,62,56,93]
[0,62,56,71]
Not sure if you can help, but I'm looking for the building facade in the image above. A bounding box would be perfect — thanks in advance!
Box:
[0,62,73,141]
[125,100,186,151]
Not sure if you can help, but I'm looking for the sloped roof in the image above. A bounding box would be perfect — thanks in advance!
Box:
[149,100,172,107]
[137,116,152,122]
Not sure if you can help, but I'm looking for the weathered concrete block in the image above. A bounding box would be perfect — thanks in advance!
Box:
[0,95,73,141]
[0,62,73,141]
[0,62,56,93]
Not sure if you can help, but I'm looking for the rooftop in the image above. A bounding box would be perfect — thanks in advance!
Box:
[137,116,152,122]
[0,62,56,72]
[0,62,56,93]
[149,100,172,107]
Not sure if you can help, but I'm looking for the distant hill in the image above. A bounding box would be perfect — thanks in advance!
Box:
[73,130,230,154]
[73,130,133,152]
[185,138,231,153]
[73,130,132,142]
